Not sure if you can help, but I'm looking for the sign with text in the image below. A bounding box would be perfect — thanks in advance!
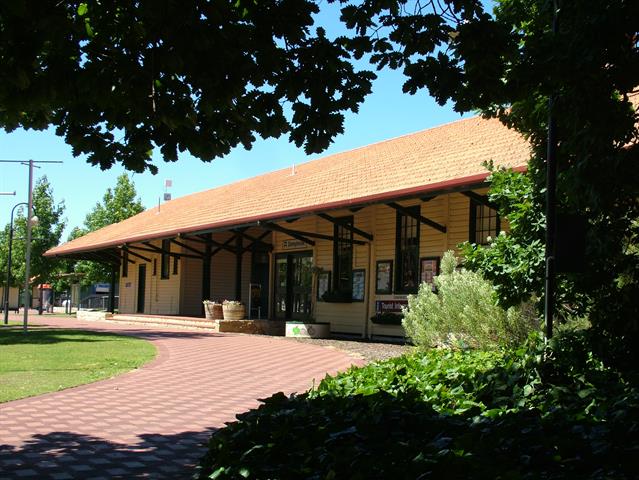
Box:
[282,239,306,249]
[375,300,408,314]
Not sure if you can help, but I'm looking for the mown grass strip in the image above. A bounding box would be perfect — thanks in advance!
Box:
[0,327,156,402]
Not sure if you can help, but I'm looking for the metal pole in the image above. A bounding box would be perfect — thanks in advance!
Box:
[544,0,559,341]
[109,267,116,314]
[4,202,27,325]
[3,223,13,325]
[23,160,34,333]
[201,234,212,316]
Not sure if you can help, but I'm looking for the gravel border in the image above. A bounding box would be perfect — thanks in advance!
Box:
[281,335,413,363]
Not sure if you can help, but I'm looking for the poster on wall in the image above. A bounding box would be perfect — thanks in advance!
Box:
[375,260,393,294]
[352,269,365,301]
[317,271,331,300]
[420,257,440,286]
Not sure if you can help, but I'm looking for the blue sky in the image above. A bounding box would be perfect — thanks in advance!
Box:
[0,5,476,240]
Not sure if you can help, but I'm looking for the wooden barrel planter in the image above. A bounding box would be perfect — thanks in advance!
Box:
[204,302,224,320]
[222,303,246,320]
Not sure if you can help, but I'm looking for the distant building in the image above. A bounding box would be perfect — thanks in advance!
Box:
[1,284,20,312]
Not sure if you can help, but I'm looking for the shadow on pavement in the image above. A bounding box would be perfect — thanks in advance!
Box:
[0,428,216,479]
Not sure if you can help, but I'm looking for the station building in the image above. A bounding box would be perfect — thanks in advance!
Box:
[45,115,529,337]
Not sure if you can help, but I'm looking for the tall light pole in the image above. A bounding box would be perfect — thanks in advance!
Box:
[23,160,35,332]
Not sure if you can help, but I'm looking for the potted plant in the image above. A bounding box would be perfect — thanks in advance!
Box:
[203,300,223,320]
[222,300,246,320]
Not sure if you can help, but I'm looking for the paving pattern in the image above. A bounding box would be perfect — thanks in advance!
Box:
[0,315,363,479]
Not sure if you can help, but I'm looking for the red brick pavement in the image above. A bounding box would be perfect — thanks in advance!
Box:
[0,315,363,479]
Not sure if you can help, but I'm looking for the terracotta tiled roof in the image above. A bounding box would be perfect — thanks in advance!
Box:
[46,115,530,256]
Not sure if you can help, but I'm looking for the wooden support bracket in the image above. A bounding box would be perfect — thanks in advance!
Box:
[386,202,447,234]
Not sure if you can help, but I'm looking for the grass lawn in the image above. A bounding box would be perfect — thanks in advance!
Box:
[0,327,156,403]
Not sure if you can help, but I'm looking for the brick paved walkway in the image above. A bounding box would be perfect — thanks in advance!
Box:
[0,315,363,479]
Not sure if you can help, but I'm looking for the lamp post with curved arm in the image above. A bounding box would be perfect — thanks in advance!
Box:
[3,203,38,325]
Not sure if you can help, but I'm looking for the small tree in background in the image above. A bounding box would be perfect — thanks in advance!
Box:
[70,174,145,286]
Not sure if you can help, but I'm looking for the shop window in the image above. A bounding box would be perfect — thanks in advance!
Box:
[395,206,420,294]
[469,200,500,245]
[161,239,171,279]
[333,216,353,294]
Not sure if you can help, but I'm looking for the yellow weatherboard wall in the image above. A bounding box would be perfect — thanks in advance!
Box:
[115,188,502,338]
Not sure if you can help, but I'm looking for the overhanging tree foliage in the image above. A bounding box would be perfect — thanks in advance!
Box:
[0,0,375,173]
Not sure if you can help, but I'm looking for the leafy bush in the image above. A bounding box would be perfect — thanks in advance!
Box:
[402,251,538,349]
[195,331,639,479]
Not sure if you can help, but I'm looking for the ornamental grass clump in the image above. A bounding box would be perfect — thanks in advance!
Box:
[402,251,537,349]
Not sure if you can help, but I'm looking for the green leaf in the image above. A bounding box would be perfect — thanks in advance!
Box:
[84,18,94,38]
[77,3,88,16]
[209,466,227,479]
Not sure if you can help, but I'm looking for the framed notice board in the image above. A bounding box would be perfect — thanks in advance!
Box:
[352,269,365,301]
[375,260,393,294]
[420,257,440,286]
[317,271,331,300]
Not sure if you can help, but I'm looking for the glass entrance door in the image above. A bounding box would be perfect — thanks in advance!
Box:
[274,252,313,320]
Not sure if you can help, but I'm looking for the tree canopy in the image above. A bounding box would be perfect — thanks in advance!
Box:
[0,176,66,287]
[0,0,375,173]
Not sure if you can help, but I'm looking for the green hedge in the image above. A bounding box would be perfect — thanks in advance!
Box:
[196,332,638,479]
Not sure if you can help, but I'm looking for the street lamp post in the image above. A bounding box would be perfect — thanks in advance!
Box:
[3,202,27,325]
